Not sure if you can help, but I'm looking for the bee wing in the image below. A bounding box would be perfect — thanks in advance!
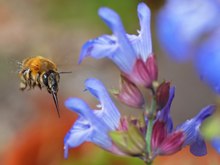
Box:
[8,57,25,74]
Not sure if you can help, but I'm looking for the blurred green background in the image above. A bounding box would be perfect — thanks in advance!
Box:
[0,0,219,165]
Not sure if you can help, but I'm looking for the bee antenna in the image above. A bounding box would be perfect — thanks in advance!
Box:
[59,71,72,74]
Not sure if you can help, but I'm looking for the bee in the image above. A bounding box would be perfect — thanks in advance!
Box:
[18,56,61,117]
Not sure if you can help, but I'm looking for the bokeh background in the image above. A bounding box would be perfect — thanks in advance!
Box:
[0,0,219,165]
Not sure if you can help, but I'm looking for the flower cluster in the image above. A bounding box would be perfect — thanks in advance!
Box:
[156,0,220,94]
[157,0,220,152]
[64,2,215,164]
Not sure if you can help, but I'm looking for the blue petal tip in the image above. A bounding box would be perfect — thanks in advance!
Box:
[64,98,75,108]
[138,2,150,15]
[98,7,118,20]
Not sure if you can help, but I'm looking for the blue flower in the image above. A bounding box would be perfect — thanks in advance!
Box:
[195,31,220,93]
[152,87,215,157]
[79,3,157,87]
[156,0,220,61]
[64,78,215,160]
[177,105,215,156]
[64,78,120,158]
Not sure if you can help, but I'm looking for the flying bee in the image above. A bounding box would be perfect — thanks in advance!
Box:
[18,56,63,117]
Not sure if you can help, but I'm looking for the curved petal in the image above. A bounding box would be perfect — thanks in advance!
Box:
[177,105,215,153]
[65,98,98,123]
[190,135,207,156]
[151,121,168,150]
[98,7,136,73]
[79,35,118,63]
[85,78,120,130]
[157,87,175,132]
[64,98,113,158]
[157,131,184,156]
[127,3,152,61]
[159,87,175,121]
[64,117,92,158]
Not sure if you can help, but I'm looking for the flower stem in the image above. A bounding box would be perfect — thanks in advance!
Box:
[146,161,153,165]
[145,96,156,161]
[146,118,153,157]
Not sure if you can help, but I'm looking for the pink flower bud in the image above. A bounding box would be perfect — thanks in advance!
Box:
[124,55,158,88]
[113,75,145,108]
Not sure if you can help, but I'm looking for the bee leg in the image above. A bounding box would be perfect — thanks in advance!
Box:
[38,84,42,90]
[36,73,43,90]
[22,69,31,89]
[20,82,27,91]
[19,71,27,90]
[27,79,32,90]
[27,70,34,90]
[28,81,33,90]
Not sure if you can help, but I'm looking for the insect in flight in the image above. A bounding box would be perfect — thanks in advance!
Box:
[18,56,69,118]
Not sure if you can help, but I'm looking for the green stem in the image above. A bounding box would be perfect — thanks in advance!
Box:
[145,97,157,161]
[146,161,153,165]
[146,119,153,157]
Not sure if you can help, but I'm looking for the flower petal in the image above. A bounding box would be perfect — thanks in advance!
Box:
[158,87,175,121]
[177,105,215,155]
[85,78,120,130]
[195,31,220,94]
[157,87,175,133]
[79,34,118,63]
[190,134,207,156]
[64,117,92,158]
[64,98,113,158]
[125,55,158,87]
[98,7,136,73]
[157,131,184,156]
[156,0,220,61]
[113,75,145,108]
[127,3,152,61]
[151,121,168,150]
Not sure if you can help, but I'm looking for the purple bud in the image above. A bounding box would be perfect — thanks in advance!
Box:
[124,55,158,88]
[156,81,170,110]
[151,121,168,150]
[113,75,145,108]
[157,131,184,155]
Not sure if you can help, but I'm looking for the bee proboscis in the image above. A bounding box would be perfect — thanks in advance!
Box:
[18,56,61,117]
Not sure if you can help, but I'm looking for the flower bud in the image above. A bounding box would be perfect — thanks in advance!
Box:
[124,55,158,88]
[112,75,145,108]
[156,81,170,110]
[109,117,146,156]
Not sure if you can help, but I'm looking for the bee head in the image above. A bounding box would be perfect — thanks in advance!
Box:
[42,70,60,117]
[43,70,60,93]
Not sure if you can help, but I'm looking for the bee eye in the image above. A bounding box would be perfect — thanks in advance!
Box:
[43,74,48,86]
